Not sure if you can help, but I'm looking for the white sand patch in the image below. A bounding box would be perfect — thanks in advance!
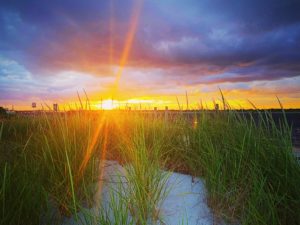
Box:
[62,160,216,225]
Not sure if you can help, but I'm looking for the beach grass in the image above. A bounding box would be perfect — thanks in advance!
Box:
[0,103,299,225]
[185,110,300,224]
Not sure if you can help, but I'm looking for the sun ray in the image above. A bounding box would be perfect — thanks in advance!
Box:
[79,114,106,176]
[95,113,110,207]
[109,0,115,74]
[111,0,144,99]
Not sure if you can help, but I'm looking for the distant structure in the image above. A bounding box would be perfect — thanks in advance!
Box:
[32,102,36,108]
[164,106,169,120]
[53,103,58,112]
[215,103,219,111]
[154,107,158,111]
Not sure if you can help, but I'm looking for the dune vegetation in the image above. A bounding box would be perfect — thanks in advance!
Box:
[0,101,300,225]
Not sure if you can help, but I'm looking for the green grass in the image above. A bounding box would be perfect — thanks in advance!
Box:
[116,115,172,224]
[0,106,299,225]
[0,112,103,224]
[185,111,300,224]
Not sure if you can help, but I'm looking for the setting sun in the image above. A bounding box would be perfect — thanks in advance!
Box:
[97,99,118,110]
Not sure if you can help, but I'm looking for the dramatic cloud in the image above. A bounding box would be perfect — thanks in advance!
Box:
[0,0,299,107]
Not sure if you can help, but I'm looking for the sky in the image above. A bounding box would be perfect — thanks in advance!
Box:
[0,0,300,109]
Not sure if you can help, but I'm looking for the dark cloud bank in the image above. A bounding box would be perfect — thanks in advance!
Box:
[0,0,300,85]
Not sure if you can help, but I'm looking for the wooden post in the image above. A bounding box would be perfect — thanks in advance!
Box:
[154,107,157,118]
[165,106,169,121]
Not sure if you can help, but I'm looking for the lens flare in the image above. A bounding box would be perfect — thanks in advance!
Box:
[111,0,144,98]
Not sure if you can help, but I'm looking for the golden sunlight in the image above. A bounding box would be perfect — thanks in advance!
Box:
[96,99,118,110]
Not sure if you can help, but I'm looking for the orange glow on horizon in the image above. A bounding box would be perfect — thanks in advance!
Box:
[3,92,300,111]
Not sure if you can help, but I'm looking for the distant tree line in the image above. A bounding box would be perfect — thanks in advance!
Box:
[0,106,7,116]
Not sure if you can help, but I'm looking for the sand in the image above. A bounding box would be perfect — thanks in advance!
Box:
[61,160,216,225]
